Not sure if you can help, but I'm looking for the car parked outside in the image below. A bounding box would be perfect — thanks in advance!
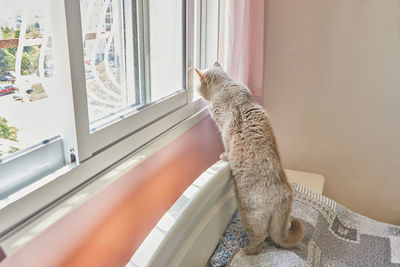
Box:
[0,85,17,96]
[0,76,15,83]
[5,71,16,78]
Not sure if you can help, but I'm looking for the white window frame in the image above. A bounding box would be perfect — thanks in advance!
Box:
[198,0,220,69]
[67,0,190,161]
[0,0,220,241]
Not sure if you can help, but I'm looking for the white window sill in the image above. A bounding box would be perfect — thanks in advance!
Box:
[0,98,209,255]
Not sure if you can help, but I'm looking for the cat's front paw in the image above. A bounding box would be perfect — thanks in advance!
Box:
[220,152,229,161]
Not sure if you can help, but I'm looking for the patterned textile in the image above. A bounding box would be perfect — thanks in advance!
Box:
[209,184,400,267]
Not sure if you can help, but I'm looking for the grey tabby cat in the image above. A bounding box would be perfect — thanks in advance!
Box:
[195,62,304,255]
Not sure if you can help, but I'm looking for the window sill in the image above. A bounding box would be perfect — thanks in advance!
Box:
[0,98,209,255]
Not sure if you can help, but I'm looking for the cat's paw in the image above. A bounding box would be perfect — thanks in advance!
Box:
[219,152,229,161]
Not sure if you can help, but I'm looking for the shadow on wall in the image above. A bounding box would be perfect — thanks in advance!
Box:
[263,0,400,225]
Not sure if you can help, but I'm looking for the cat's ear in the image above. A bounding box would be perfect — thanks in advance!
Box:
[195,68,204,80]
[214,61,222,68]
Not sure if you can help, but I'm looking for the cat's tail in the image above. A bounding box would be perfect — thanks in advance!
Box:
[268,203,304,248]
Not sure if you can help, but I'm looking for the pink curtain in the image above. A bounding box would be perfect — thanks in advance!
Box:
[219,0,266,105]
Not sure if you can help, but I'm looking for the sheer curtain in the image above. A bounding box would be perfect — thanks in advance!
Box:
[219,0,266,104]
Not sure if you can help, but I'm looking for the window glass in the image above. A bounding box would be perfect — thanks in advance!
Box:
[149,0,184,101]
[80,0,137,128]
[0,0,64,159]
[80,0,185,132]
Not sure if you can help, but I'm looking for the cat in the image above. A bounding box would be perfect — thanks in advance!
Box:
[195,62,304,255]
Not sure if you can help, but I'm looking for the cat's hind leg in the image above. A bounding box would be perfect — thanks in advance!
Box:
[240,211,269,255]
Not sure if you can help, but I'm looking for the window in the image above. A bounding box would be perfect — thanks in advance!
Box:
[0,0,75,160]
[79,0,185,132]
[72,0,190,161]
[0,0,219,238]
[80,0,138,126]
[0,0,77,206]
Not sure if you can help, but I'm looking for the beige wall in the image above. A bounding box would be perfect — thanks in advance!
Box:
[263,0,400,224]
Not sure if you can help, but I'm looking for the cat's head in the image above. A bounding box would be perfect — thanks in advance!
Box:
[195,61,231,101]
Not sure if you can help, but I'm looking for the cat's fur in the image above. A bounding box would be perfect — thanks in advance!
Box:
[196,62,304,255]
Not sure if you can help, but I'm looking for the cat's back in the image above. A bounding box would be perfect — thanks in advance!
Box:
[214,82,281,173]
[228,99,284,182]
[237,101,276,147]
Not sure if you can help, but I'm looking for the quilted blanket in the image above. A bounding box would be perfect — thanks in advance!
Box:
[209,183,400,267]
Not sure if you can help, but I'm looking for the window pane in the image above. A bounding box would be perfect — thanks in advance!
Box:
[0,0,66,159]
[80,0,138,130]
[80,0,185,132]
[149,0,184,102]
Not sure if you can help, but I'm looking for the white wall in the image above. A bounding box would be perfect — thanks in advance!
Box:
[264,0,400,224]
